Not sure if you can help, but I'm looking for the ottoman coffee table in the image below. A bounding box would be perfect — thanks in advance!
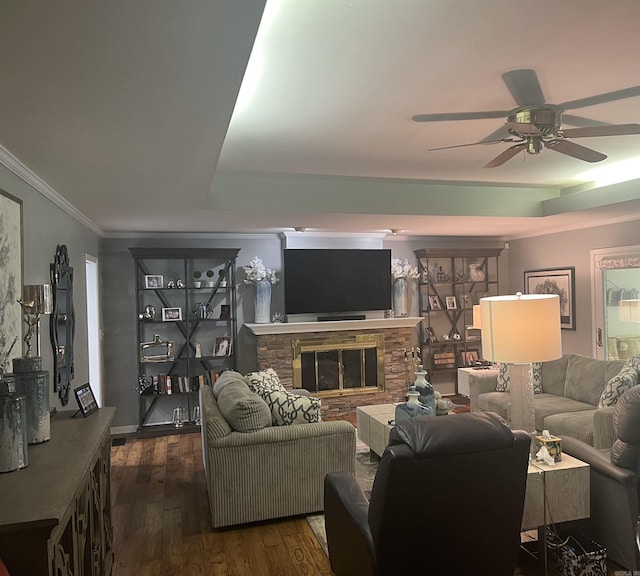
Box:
[356,403,397,457]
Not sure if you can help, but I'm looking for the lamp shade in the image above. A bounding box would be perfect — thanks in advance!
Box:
[480,293,562,363]
[472,305,482,329]
[22,285,53,315]
[619,299,640,323]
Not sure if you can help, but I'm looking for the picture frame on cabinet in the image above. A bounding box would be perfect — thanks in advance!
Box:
[460,293,472,309]
[428,295,441,310]
[74,383,99,417]
[214,337,232,356]
[145,274,164,289]
[220,304,231,319]
[446,296,457,310]
[161,307,182,321]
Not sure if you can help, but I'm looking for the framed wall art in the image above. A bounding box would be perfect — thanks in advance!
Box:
[524,267,576,330]
[0,189,23,370]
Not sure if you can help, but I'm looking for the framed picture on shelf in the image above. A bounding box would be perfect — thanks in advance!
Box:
[524,267,576,330]
[428,295,441,310]
[214,337,232,356]
[461,350,480,367]
[424,325,438,343]
[145,274,164,289]
[460,293,472,309]
[220,304,231,319]
[161,307,182,322]
[446,296,457,310]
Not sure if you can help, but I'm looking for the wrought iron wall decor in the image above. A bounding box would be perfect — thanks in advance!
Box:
[50,245,75,404]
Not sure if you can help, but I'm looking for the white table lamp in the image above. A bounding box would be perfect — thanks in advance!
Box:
[619,299,640,323]
[480,293,562,434]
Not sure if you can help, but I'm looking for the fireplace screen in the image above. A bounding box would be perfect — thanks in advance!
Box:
[293,334,384,396]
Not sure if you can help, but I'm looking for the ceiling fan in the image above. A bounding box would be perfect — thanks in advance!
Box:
[413,69,640,168]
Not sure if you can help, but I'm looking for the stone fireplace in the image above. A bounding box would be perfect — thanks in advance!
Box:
[245,318,422,420]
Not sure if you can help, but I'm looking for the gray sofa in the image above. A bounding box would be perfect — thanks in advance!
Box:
[200,379,356,528]
[468,354,625,449]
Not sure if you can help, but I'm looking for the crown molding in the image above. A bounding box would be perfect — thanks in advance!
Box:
[0,144,104,237]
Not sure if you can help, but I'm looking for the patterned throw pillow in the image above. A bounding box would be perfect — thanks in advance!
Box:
[245,368,286,393]
[495,363,543,394]
[598,363,639,408]
[257,388,322,426]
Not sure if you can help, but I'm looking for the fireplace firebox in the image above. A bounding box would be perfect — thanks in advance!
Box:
[292,334,384,397]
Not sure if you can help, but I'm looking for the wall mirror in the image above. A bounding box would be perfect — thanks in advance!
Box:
[50,244,75,405]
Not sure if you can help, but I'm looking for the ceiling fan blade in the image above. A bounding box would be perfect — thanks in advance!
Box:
[412,110,509,122]
[480,125,511,143]
[429,138,518,151]
[559,86,640,111]
[560,123,640,139]
[501,69,545,107]
[545,140,607,163]
[483,143,527,168]
[562,114,612,128]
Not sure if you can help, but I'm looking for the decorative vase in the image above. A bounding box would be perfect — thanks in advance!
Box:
[254,279,272,324]
[393,277,409,318]
[13,357,51,444]
[413,365,436,417]
[0,375,29,472]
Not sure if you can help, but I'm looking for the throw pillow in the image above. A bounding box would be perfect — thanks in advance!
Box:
[495,363,543,393]
[212,370,247,398]
[598,363,640,408]
[245,368,286,393]
[216,381,272,432]
[256,388,322,426]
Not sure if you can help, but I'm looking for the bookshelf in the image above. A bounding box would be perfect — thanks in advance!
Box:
[130,247,239,432]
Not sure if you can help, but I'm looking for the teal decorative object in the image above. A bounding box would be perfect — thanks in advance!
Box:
[413,365,436,416]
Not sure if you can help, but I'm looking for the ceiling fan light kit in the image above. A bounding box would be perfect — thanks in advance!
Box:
[419,69,640,168]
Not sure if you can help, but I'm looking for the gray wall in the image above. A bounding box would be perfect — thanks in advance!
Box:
[507,220,640,356]
[0,163,100,413]
[101,233,506,428]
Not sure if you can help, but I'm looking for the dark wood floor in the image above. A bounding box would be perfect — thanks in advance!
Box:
[111,433,332,576]
[111,415,624,576]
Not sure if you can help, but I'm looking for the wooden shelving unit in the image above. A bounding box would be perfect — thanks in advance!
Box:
[414,247,502,394]
[130,247,240,432]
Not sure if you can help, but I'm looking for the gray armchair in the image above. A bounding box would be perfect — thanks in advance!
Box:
[561,385,640,570]
[324,412,530,576]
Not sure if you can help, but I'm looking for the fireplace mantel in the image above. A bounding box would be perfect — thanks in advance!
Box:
[245,317,422,335]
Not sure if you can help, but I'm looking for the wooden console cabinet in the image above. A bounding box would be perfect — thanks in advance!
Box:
[0,408,115,575]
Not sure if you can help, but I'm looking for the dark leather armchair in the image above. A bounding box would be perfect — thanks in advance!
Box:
[561,385,640,570]
[324,412,530,576]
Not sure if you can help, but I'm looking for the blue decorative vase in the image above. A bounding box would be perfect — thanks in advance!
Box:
[254,279,272,324]
[393,277,408,318]
[413,364,436,416]
[0,375,29,473]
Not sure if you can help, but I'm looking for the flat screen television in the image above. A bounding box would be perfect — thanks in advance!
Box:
[284,249,392,315]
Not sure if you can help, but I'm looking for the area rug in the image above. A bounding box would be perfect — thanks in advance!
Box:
[306,439,378,555]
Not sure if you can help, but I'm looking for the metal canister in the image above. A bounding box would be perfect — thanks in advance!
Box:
[0,374,28,472]
[13,357,51,444]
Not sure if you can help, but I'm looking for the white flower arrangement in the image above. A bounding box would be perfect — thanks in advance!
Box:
[243,256,278,284]
[391,258,420,280]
